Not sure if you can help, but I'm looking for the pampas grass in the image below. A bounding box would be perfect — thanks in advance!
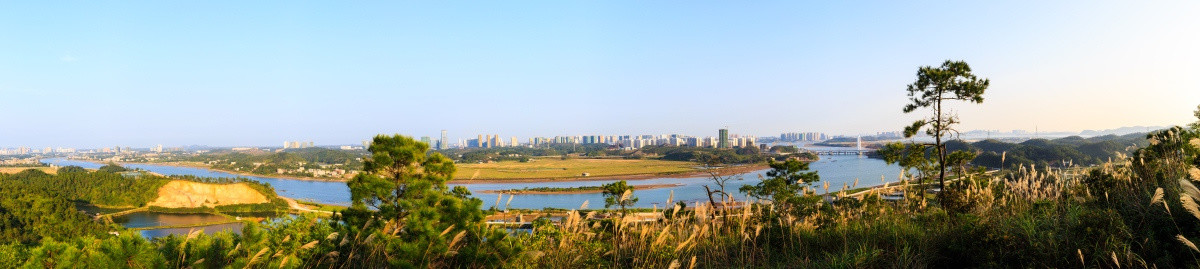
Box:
[1179,235,1200,253]
[1152,187,1169,213]
[245,247,270,269]
[300,240,320,250]
[502,140,1200,269]
[1181,196,1200,222]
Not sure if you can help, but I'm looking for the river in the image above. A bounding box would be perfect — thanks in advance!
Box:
[43,154,905,210]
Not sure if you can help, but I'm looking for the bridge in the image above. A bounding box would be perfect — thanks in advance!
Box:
[806,149,876,156]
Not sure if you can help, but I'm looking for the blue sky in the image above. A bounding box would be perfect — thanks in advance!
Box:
[1,1,1198,148]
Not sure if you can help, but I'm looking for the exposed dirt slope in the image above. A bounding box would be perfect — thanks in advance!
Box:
[148,180,270,208]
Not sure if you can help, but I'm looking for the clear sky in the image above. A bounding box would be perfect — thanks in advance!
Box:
[1,1,1198,148]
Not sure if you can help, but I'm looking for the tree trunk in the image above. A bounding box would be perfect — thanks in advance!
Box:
[936,95,947,202]
[704,185,718,212]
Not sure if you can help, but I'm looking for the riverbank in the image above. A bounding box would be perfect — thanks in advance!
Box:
[110,158,769,185]
[478,183,683,195]
[116,160,351,182]
[448,163,768,184]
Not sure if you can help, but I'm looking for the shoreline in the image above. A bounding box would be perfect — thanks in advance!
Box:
[447,163,769,184]
[117,161,352,182]
[67,158,769,185]
[114,159,769,184]
[478,183,683,195]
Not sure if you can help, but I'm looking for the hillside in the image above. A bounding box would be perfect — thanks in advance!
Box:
[147,180,271,208]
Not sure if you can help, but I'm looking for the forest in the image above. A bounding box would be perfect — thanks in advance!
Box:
[0,166,290,249]
[958,133,1150,169]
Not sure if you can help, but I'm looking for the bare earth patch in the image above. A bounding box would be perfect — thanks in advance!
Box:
[0,167,58,174]
[148,180,270,208]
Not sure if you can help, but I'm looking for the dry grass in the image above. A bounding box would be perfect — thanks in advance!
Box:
[0,166,57,174]
[508,156,1124,268]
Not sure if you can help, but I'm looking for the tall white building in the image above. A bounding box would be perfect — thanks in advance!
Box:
[440,130,449,150]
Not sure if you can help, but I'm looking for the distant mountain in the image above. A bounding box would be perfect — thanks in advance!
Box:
[1078,126,1168,137]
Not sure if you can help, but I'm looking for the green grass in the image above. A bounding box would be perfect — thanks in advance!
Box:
[297,200,348,212]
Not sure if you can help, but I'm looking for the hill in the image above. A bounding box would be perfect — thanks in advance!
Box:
[147,180,271,208]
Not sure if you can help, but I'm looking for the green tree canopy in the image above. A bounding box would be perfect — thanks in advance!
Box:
[96,163,128,173]
[343,134,518,267]
[602,180,638,216]
[893,60,990,201]
[740,158,820,217]
[55,165,88,174]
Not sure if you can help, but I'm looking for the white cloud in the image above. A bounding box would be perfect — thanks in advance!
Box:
[60,54,76,62]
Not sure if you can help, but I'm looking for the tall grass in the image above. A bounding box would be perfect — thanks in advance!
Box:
[508,145,1200,268]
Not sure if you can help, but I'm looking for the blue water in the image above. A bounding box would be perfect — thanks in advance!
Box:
[137,223,243,239]
[79,208,243,238]
[43,154,904,209]
[43,158,354,206]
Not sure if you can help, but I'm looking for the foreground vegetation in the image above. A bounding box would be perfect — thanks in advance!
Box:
[0,117,1195,267]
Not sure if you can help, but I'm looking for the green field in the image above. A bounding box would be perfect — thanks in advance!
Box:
[297,200,348,212]
[453,158,697,180]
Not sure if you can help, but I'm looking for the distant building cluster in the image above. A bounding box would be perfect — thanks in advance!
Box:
[0,145,190,156]
[435,128,756,150]
[465,134,511,148]
[874,131,903,139]
[0,146,82,155]
[779,132,828,142]
[0,147,34,155]
[283,141,315,149]
[0,157,41,165]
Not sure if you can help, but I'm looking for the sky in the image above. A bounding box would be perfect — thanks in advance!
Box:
[1,1,1198,148]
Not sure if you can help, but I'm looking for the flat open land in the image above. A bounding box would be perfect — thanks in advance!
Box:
[0,167,57,174]
[478,183,683,194]
[453,158,698,181]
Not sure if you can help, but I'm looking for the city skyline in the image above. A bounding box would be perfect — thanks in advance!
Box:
[0,125,1161,150]
[2,1,1198,148]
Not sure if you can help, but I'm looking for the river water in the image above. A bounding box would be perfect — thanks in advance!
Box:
[113,212,244,238]
[43,154,904,210]
[47,153,901,238]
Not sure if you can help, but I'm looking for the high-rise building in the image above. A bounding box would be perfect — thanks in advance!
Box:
[511,137,518,147]
[420,136,432,146]
[440,130,448,150]
[718,129,729,148]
